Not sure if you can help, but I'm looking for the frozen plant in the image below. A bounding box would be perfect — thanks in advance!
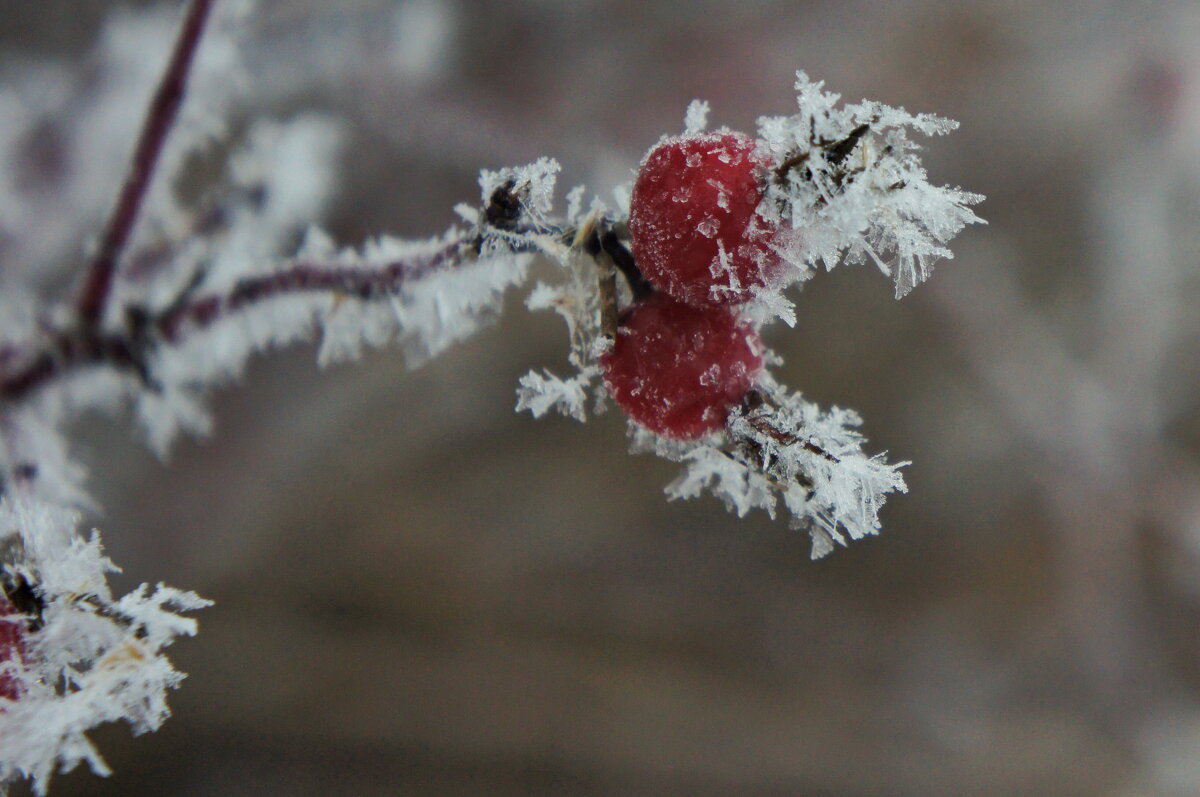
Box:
[0,1,981,792]
[519,84,982,553]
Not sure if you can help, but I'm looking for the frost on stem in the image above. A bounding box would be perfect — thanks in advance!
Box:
[514,186,610,424]
[0,144,560,786]
[654,381,909,558]
[757,71,985,298]
[130,155,560,453]
[0,141,558,788]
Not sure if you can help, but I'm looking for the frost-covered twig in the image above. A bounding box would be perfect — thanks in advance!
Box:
[0,2,981,790]
[0,496,211,794]
[645,381,909,559]
[77,0,216,330]
[0,157,560,794]
[3,231,473,403]
[757,72,985,299]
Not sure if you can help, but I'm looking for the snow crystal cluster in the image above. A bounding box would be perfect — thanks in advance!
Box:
[654,381,909,558]
[756,72,985,298]
[0,498,210,792]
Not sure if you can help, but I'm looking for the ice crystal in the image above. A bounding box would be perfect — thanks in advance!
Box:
[684,99,711,135]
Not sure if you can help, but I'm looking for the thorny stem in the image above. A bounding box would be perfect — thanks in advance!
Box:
[76,0,215,330]
[4,210,840,507]
[0,330,147,402]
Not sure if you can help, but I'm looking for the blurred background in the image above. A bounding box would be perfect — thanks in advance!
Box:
[5,0,1200,794]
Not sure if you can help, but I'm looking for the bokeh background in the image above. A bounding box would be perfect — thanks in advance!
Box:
[6,0,1200,794]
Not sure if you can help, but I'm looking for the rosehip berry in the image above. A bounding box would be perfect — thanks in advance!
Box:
[629,132,782,307]
[600,292,763,440]
[0,596,25,702]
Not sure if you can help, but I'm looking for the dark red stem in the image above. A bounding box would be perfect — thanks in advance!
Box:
[0,332,143,401]
[156,239,465,340]
[76,0,216,329]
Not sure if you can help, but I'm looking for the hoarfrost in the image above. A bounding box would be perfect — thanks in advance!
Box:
[478,157,561,241]
[0,1,559,779]
[514,268,605,422]
[0,7,980,784]
[634,377,909,558]
[756,71,984,298]
[390,246,532,365]
[0,497,209,795]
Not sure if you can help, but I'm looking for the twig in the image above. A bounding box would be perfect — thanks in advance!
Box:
[0,331,145,402]
[5,171,582,403]
[744,415,839,462]
[1,236,471,402]
[599,230,653,301]
[155,238,469,340]
[76,0,216,329]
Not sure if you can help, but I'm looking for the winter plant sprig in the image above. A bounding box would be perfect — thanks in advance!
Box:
[0,1,982,791]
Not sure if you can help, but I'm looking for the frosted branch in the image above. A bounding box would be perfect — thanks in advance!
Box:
[76,0,216,330]
[0,4,982,787]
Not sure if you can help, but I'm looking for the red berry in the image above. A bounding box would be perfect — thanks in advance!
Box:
[629,132,782,307]
[0,596,25,702]
[600,292,763,440]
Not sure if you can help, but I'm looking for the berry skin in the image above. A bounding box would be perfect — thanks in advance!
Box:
[600,292,763,440]
[0,596,25,702]
[629,132,781,307]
